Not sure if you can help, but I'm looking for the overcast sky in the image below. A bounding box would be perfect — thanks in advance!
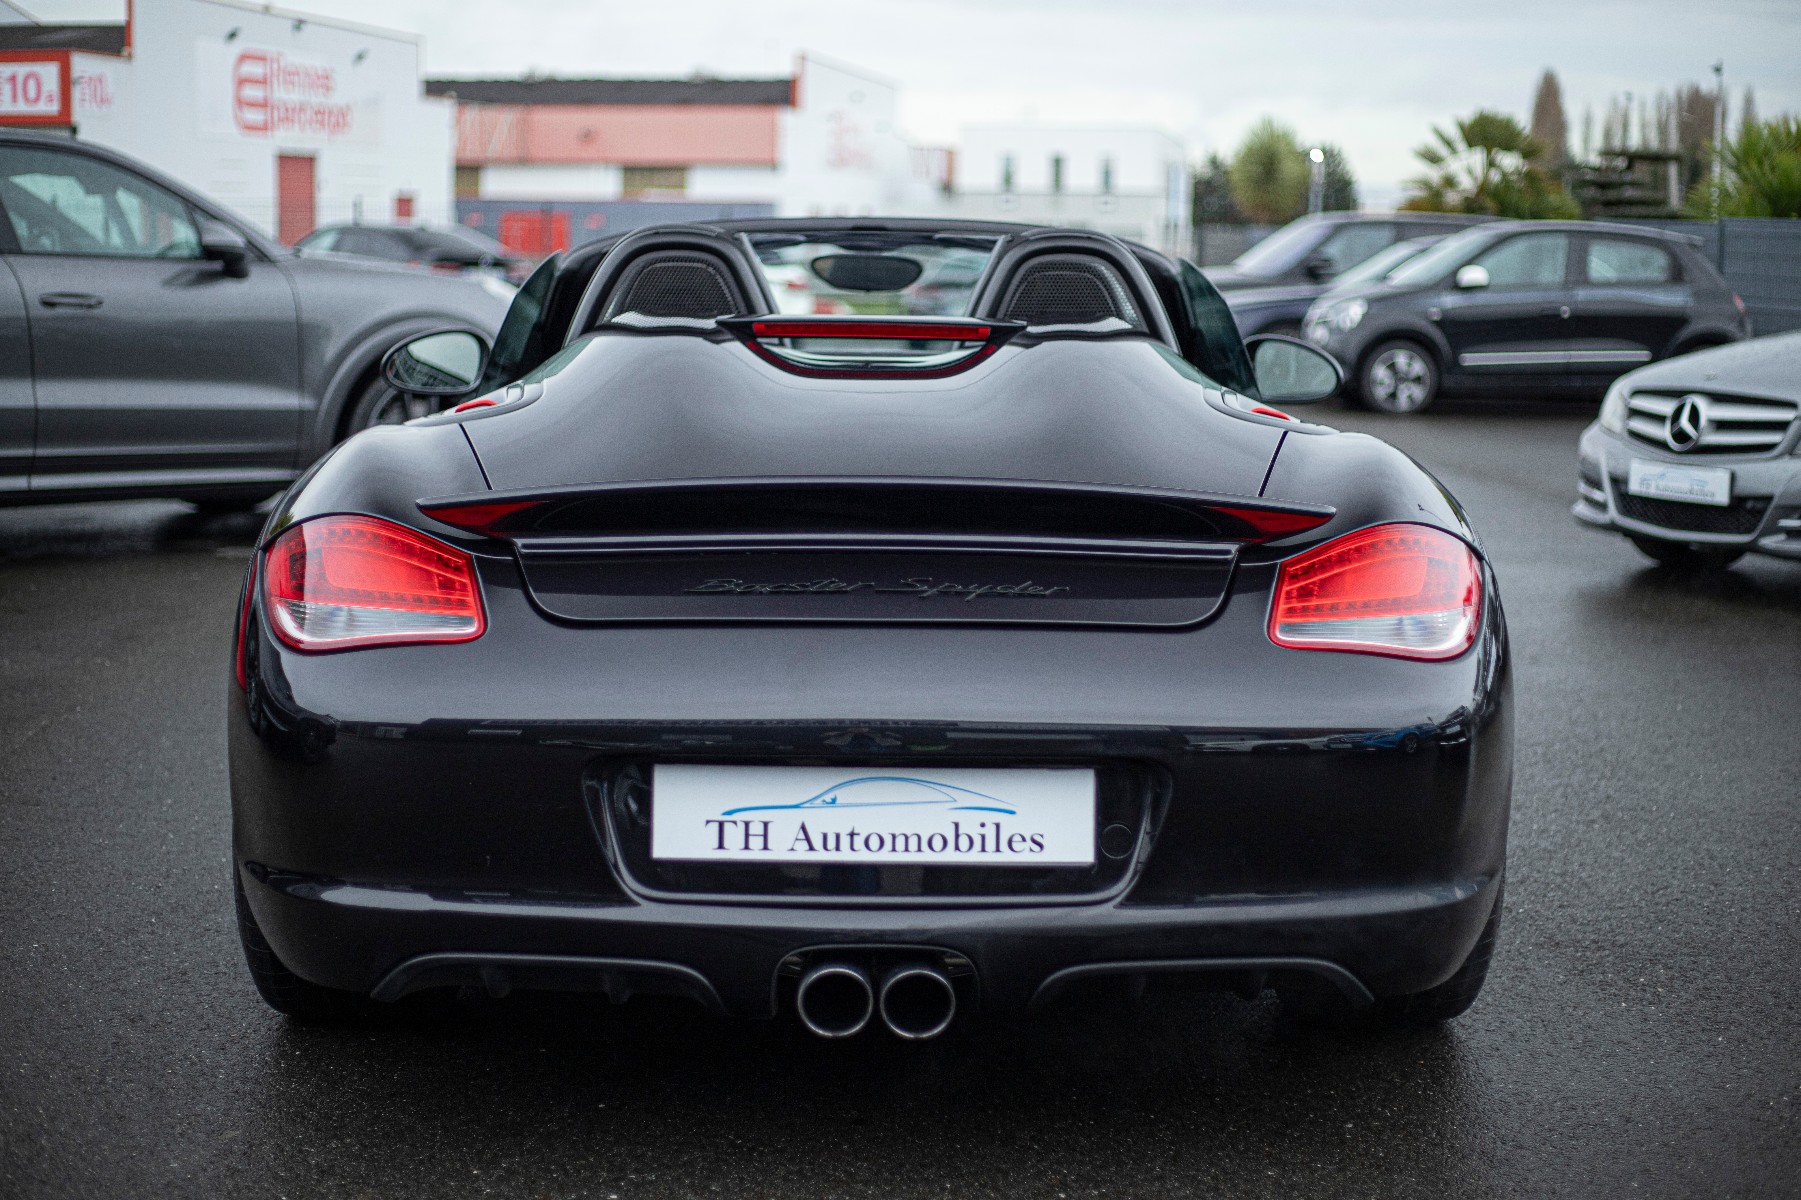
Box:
[31,0,1801,205]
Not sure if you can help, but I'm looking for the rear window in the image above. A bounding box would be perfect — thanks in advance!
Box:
[747,234,998,319]
[1586,238,1674,284]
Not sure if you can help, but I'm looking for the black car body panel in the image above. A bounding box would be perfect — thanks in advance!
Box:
[231,219,1511,1028]
[0,130,509,505]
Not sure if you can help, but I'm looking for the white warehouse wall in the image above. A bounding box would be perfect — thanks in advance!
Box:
[69,0,453,236]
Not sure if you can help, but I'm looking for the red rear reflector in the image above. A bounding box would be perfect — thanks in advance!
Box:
[453,397,498,413]
[747,319,993,341]
[263,515,485,651]
[1269,523,1480,660]
[1249,406,1293,420]
[418,500,540,535]
[1209,505,1332,540]
[233,555,257,689]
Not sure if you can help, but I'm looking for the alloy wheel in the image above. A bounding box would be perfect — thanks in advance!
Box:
[1365,345,1437,414]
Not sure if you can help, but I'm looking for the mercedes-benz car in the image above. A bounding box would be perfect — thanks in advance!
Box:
[230,218,1512,1040]
[1575,332,1801,570]
[0,130,510,510]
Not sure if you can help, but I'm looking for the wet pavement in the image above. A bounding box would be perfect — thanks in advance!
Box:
[1,399,1798,1198]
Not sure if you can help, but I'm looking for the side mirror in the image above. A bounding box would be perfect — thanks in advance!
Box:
[1302,256,1336,282]
[382,330,490,397]
[1455,264,1490,289]
[1245,334,1343,405]
[198,219,250,278]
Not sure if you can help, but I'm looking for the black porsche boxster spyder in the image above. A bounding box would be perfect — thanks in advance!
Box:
[231,219,1510,1038]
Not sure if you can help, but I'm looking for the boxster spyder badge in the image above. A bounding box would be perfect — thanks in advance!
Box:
[231,218,1510,1041]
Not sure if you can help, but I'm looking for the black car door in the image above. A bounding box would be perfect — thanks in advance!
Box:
[0,143,302,496]
[1566,234,1690,379]
[1437,231,1576,378]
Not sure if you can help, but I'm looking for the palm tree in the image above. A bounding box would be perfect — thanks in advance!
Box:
[1403,110,1580,217]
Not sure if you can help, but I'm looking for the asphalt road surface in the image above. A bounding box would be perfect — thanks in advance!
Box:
[2,398,1798,1199]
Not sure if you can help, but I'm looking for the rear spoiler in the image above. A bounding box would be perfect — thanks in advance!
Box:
[715,315,1025,380]
[418,476,1335,545]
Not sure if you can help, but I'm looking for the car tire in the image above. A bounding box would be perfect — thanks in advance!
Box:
[1359,340,1440,414]
[1628,536,1745,573]
[234,869,381,1023]
[1284,879,1502,1029]
[343,373,445,435]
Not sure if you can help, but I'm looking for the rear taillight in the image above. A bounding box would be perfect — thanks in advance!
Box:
[262,515,485,651]
[1268,523,1481,661]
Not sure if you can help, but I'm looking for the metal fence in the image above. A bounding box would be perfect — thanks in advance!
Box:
[1620,218,1801,336]
[1191,223,1276,267]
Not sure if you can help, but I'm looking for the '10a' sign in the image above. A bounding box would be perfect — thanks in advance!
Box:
[0,62,62,118]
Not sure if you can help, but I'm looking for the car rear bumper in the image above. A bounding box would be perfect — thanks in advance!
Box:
[239,861,1501,1016]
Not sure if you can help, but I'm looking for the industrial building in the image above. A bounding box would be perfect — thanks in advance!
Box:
[0,0,455,241]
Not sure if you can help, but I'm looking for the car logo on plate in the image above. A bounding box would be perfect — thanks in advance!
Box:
[1665,394,1707,453]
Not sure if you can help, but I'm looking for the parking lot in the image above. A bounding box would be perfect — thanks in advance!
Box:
[0,397,1795,1198]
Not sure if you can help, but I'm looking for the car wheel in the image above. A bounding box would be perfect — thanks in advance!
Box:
[344,374,445,434]
[1628,536,1745,572]
[234,870,380,1022]
[1360,340,1439,414]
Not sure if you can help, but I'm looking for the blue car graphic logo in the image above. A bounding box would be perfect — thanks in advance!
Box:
[721,775,1018,817]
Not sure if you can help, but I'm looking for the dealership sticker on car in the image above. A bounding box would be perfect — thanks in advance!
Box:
[650,764,1096,866]
[1628,459,1732,507]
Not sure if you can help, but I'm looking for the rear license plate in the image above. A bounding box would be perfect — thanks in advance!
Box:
[650,765,1096,866]
[1628,459,1732,507]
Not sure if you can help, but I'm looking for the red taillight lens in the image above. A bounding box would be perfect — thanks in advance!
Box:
[1269,523,1481,660]
[262,515,485,651]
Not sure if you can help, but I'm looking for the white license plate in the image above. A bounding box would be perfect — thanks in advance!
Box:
[650,765,1096,866]
[1628,459,1732,507]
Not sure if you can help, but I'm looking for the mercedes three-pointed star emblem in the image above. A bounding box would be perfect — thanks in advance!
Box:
[1665,394,1707,452]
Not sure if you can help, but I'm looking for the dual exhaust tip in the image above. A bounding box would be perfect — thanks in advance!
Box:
[795,962,956,1041]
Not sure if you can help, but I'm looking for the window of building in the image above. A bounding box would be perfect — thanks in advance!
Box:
[1001,155,1015,193]
[1100,157,1114,194]
[1050,154,1065,194]
[621,166,688,198]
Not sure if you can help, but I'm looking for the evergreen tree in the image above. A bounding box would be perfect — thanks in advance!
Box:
[1530,71,1568,172]
[1227,119,1309,224]
[1190,153,1242,223]
[1319,145,1358,211]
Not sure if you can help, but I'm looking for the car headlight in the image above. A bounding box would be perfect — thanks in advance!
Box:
[1599,379,1629,434]
[1332,298,1367,332]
